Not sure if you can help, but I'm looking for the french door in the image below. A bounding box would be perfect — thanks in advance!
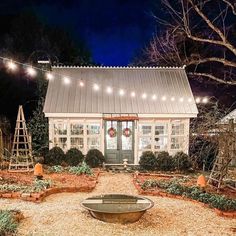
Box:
[105,121,134,164]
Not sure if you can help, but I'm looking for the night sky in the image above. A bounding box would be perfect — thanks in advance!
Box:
[1,0,157,66]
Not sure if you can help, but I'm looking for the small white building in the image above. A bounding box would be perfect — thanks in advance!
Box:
[43,66,198,164]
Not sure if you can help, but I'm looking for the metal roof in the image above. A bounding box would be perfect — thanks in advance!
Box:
[43,66,198,116]
[220,109,236,123]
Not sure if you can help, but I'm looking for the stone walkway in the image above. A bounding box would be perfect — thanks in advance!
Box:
[0,172,235,235]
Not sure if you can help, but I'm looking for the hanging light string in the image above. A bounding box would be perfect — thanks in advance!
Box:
[0,56,209,104]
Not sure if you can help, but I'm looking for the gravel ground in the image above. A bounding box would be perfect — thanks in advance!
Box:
[0,172,235,236]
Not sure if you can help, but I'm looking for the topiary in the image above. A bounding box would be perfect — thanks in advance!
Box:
[85,149,105,168]
[173,151,192,171]
[65,148,84,166]
[139,151,157,171]
[155,151,174,171]
[44,147,65,166]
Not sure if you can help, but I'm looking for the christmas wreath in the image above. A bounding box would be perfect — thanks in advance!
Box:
[107,127,117,138]
[123,127,132,137]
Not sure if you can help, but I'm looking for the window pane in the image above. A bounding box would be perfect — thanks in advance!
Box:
[155,123,168,135]
[139,125,152,135]
[106,121,117,150]
[139,137,151,150]
[87,124,100,135]
[54,123,67,135]
[71,124,83,135]
[71,137,84,149]
[54,137,67,149]
[88,137,100,150]
[171,137,184,149]
[171,123,184,135]
[122,121,133,150]
[154,136,168,150]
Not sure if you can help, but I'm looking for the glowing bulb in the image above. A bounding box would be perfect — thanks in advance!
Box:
[119,89,125,96]
[79,81,84,87]
[93,83,99,91]
[63,77,70,85]
[179,97,184,102]
[106,86,113,94]
[131,91,135,97]
[7,61,17,71]
[171,97,175,102]
[26,67,37,77]
[202,97,208,104]
[152,94,157,100]
[142,93,147,99]
[195,97,201,103]
[161,96,166,101]
[188,98,192,103]
[46,72,54,80]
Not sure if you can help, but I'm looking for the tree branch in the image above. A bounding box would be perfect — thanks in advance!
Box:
[186,57,236,67]
[188,72,236,85]
[222,0,236,15]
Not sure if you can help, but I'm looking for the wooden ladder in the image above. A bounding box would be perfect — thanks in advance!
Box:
[9,105,34,172]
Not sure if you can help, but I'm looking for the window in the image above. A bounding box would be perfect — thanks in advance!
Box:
[154,123,168,150]
[139,137,152,150]
[71,137,84,149]
[171,137,184,149]
[87,124,101,150]
[54,123,67,135]
[71,124,83,135]
[122,122,133,150]
[139,125,152,135]
[54,137,67,149]
[88,137,100,149]
[171,123,184,135]
[87,124,100,135]
[170,121,185,150]
[106,121,117,150]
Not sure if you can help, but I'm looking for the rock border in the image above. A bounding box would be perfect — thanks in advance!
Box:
[133,173,236,218]
[0,172,100,203]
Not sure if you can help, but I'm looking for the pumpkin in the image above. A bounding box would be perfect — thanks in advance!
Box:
[197,174,206,188]
[34,163,43,177]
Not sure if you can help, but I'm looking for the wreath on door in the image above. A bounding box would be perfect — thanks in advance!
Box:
[123,127,132,137]
[107,127,117,138]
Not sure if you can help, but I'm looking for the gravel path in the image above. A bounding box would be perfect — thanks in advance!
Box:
[0,172,235,236]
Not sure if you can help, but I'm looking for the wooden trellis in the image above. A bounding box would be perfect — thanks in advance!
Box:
[208,119,236,189]
[0,128,3,163]
[9,105,34,172]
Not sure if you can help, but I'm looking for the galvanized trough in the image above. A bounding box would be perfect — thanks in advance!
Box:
[81,194,154,224]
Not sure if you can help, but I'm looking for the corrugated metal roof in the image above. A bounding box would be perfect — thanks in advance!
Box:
[43,66,198,116]
[220,109,236,123]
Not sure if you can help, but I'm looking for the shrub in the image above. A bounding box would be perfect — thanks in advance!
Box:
[85,149,105,168]
[44,147,65,165]
[0,210,19,236]
[33,179,52,192]
[173,152,192,171]
[139,151,157,171]
[155,151,174,171]
[65,148,84,166]
[68,162,93,175]
[49,165,63,173]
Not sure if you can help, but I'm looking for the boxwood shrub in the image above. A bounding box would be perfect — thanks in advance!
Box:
[156,151,174,171]
[65,148,84,166]
[139,151,157,171]
[44,147,65,165]
[85,149,105,168]
[173,151,192,171]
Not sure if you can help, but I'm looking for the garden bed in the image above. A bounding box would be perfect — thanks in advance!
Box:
[0,168,100,203]
[133,172,236,218]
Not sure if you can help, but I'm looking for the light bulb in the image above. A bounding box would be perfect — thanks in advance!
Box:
[63,77,70,85]
[26,67,37,77]
[106,86,113,94]
[93,83,100,91]
[142,93,147,99]
[7,61,17,71]
[119,89,125,96]
[131,91,135,97]
[152,95,157,100]
[46,72,54,80]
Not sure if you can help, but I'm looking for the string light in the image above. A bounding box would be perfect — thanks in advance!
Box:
[26,67,37,77]
[152,94,157,100]
[79,81,84,87]
[119,89,125,96]
[93,83,99,91]
[106,86,113,94]
[63,76,71,85]
[142,93,147,99]
[46,72,54,80]
[161,96,166,101]
[0,56,210,105]
[131,91,135,97]
[6,60,17,71]
[202,97,208,103]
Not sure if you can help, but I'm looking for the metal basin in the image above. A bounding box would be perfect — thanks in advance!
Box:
[81,194,154,224]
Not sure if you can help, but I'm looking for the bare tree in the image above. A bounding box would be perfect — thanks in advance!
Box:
[142,0,236,85]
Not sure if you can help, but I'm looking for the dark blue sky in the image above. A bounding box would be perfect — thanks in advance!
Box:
[1,0,158,65]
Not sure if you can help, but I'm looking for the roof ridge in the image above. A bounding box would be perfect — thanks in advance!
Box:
[52,65,186,70]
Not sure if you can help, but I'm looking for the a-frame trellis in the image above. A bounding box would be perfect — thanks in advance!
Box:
[208,119,236,189]
[0,128,3,164]
[9,105,34,172]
